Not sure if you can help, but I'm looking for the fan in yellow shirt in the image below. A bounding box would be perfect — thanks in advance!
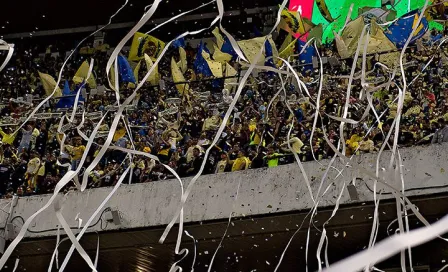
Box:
[229,151,250,172]
[280,136,304,154]
[0,128,17,145]
[26,152,41,191]
[66,138,86,170]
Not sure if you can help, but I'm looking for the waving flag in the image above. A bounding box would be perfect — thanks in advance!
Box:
[264,39,276,69]
[221,37,238,60]
[212,27,225,49]
[144,54,159,85]
[73,61,97,89]
[134,61,142,84]
[62,80,71,96]
[178,47,188,74]
[56,81,84,109]
[128,32,165,61]
[279,8,314,39]
[237,36,278,65]
[193,42,214,77]
[171,57,190,95]
[203,51,223,77]
[385,10,429,48]
[38,72,62,97]
[172,37,186,49]
[224,63,238,92]
[297,40,316,72]
[117,55,136,84]
[213,44,232,64]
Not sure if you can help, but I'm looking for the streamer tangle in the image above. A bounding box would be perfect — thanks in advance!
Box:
[0,0,447,271]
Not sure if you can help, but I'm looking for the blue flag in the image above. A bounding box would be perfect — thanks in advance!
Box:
[264,40,276,68]
[385,10,428,48]
[193,42,213,77]
[62,80,71,96]
[297,40,315,73]
[221,37,237,60]
[117,55,136,84]
[56,81,84,108]
[173,37,186,48]
[264,40,276,76]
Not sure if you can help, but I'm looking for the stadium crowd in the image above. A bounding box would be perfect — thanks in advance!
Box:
[0,27,448,199]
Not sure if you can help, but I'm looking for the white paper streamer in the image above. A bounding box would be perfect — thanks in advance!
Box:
[323,212,448,272]
[0,40,14,73]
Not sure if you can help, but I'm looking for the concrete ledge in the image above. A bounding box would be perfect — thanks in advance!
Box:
[2,143,448,239]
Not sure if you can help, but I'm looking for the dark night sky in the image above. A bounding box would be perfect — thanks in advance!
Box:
[0,0,275,36]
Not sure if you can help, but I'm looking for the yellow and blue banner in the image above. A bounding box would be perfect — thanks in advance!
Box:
[193,42,214,77]
[385,10,429,48]
[128,32,165,61]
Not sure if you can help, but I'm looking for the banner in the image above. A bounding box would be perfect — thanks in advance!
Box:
[38,72,62,97]
[128,32,165,61]
[73,61,97,88]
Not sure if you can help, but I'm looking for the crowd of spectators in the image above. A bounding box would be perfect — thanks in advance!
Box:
[0,27,448,199]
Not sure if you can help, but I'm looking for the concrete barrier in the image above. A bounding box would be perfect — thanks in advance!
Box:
[2,143,448,239]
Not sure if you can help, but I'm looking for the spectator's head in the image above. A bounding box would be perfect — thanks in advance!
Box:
[193,147,201,158]
[16,186,24,196]
[220,152,228,160]
[237,150,246,158]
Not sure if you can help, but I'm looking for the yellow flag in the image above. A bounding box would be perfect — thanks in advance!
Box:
[134,61,141,85]
[334,32,350,59]
[109,64,116,91]
[144,54,159,86]
[212,27,225,49]
[171,57,189,95]
[278,38,296,65]
[267,36,279,59]
[237,37,266,64]
[279,34,293,53]
[213,44,232,64]
[129,32,165,61]
[178,47,187,74]
[73,61,97,88]
[279,9,307,35]
[38,72,62,97]
[411,14,424,36]
[337,18,397,60]
[340,16,364,57]
[202,51,223,77]
[224,63,238,92]
[225,62,237,77]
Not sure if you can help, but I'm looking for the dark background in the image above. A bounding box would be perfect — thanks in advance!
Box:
[0,0,275,35]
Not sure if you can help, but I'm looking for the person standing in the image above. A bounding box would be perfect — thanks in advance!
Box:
[18,125,33,154]
[26,152,41,192]
[229,150,250,172]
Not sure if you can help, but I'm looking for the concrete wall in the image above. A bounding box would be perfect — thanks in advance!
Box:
[2,144,448,239]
